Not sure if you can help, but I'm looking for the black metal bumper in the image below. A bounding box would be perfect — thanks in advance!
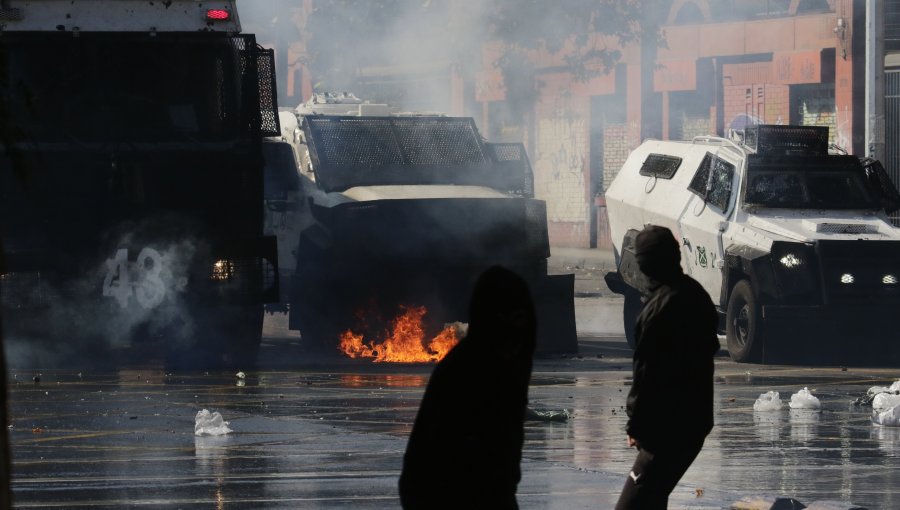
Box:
[760,303,900,366]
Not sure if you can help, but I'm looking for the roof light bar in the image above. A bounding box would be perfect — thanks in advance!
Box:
[206,9,231,21]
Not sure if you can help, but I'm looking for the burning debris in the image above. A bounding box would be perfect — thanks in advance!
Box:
[339,305,461,363]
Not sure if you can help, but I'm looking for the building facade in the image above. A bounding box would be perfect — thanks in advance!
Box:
[476,0,859,248]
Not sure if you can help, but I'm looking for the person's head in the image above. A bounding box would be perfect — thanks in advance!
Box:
[466,266,537,363]
[634,225,683,282]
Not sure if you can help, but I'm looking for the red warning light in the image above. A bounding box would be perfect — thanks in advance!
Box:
[206,9,231,21]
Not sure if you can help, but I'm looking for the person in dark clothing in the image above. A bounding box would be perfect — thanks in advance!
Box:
[399,266,536,510]
[615,225,719,510]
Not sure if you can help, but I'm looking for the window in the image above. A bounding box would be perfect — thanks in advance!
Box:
[707,158,735,211]
[688,152,735,212]
[639,154,682,179]
[688,153,713,196]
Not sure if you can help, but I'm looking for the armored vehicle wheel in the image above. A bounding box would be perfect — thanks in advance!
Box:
[726,280,761,363]
[623,290,642,350]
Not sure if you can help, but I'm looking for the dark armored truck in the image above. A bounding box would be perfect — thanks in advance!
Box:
[269,94,577,357]
[0,1,279,368]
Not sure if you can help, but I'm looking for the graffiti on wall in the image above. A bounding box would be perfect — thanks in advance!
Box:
[534,89,588,223]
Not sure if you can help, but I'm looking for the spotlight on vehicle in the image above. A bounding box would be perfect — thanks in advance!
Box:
[779,253,802,268]
[840,273,855,284]
[212,259,235,281]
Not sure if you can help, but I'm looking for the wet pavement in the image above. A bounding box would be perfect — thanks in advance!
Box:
[6,327,900,509]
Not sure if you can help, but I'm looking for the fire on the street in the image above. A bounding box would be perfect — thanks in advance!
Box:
[339,305,460,362]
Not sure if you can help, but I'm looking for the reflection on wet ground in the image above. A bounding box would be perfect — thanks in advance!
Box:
[6,337,900,508]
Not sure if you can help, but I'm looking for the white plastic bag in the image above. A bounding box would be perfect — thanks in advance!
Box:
[873,393,900,412]
[866,380,900,398]
[194,409,233,436]
[872,404,900,427]
[753,391,782,412]
[788,387,821,410]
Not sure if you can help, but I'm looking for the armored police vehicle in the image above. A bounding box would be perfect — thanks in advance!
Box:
[604,125,900,364]
[267,93,577,356]
[0,1,279,368]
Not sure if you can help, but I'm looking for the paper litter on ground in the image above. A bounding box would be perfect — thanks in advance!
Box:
[854,380,900,406]
[872,393,900,412]
[194,409,233,436]
[789,388,821,410]
[526,408,571,423]
[872,405,900,427]
[753,391,782,412]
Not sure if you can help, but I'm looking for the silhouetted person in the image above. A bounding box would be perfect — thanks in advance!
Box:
[399,266,536,510]
[615,225,719,510]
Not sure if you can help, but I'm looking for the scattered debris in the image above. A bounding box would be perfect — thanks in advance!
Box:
[854,380,900,406]
[872,393,900,412]
[194,409,233,436]
[525,408,571,423]
[789,388,821,410]
[754,391,783,412]
[872,405,900,427]
[695,488,705,498]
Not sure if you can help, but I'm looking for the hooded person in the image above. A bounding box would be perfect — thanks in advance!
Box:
[399,266,536,510]
[615,225,720,510]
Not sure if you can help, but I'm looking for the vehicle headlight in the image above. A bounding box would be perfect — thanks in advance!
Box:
[770,241,820,303]
[884,274,898,285]
[840,273,855,284]
[211,259,235,281]
[779,253,802,268]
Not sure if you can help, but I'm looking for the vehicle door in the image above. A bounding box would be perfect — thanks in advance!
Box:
[677,149,739,305]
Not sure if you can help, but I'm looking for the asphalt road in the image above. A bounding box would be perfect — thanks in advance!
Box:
[6,315,900,509]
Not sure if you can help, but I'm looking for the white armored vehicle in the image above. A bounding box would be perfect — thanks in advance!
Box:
[604,125,900,364]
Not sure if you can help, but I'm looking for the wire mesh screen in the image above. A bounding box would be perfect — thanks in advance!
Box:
[886,70,900,225]
[0,271,49,309]
[232,35,250,79]
[817,223,879,235]
[639,154,682,179]
[308,118,406,168]
[305,115,534,194]
[485,142,534,197]
[744,125,828,156]
[393,118,487,165]
[256,47,280,137]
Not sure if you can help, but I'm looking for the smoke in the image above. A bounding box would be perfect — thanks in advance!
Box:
[237,1,849,145]
[2,233,202,369]
[237,0,493,112]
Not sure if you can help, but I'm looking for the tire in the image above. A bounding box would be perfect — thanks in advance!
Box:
[726,279,762,363]
[623,290,642,350]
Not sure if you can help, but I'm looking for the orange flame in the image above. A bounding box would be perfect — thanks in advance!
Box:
[339,305,460,362]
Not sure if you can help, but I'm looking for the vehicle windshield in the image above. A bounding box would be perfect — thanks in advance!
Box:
[1,33,246,144]
[744,156,880,210]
